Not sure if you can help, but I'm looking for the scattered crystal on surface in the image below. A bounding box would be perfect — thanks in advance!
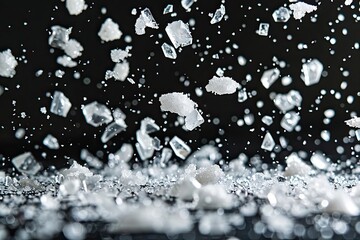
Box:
[257,23,269,36]
[105,61,130,81]
[210,4,226,24]
[261,116,273,126]
[12,152,42,175]
[272,7,291,22]
[101,119,127,143]
[43,134,60,150]
[82,101,113,127]
[163,4,173,14]
[302,59,323,86]
[261,132,275,151]
[169,136,191,160]
[184,109,204,131]
[238,88,248,102]
[50,91,72,117]
[161,42,177,59]
[140,117,160,134]
[205,76,240,95]
[165,20,193,49]
[289,2,317,20]
[261,68,280,89]
[0,49,18,78]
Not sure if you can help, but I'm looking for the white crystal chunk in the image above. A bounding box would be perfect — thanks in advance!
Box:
[280,111,300,132]
[289,2,317,20]
[12,152,42,175]
[159,92,196,117]
[161,43,177,59]
[50,91,72,117]
[238,89,248,102]
[310,152,330,170]
[345,116,360,128]
[165,20,192,49]
[169,136,191,160]
[135,8,159,35]
[57,55,77,68]
[101,119,127,143]
[82,101,113,127]
[48,26,72,49]
[302,59,323,86]
[140,117,160,134]
[63,39,83,59]
[98,18,122,42]
[261,68,280,89]
[43,134,60,149]
[205,76,240,95]
[210,4,225,24]
[261,116,273,126]
[272,7,291,23]
[0,49,17,78]
[185,109,204,131]
[261,132,275,151]
[257,23,269,36]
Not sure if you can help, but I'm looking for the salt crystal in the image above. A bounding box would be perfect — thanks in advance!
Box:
[101,119,127,143]
[169,136,191,159]
[43,134,60,149]
[284,153,312,176]
[63,39,83,59]
[163,4,173,14]
[261,68,280,89]
[61,161,93,179]
[50,91,72,117]
[289,2,317,20]
[274,93,295,113]
[210,4,226,25]
[12,152,42,175]
[57,55,77,68]
[161,42,177,59]
[55,69,65,78]
[170,177,201,200]
[302,59,323,86]
[48,26,72,48]
[198,213,231,235]
[181,0,194,11]
[257,23,269,36]
[237,56,247,66]
[98,18,122,42]
[41,195,60,210]
[82,101,113,127]
[110,47,131,63]
[205,76,240,95]
[261,116,273,126]
[59,178,81,195]
[310,152,330,170]
[261,132,275,151]
[135,8,159,35]
[345,0,353,6]
[345,117,360,128]
[195,184,233,209]
[184,109,204,130]
[165,20,193,49]
[238,89,248,102]
[63,223,86,240]
[159,92,196,117]
[106,61,130,81]
[272,7,291,23]
[111,143,133,163]
[280,111,300,132]
[356,129,360,140]
[136,130,154,150]
[154,147,172,167]
[0,49,18,78]
[66,0,86,15]
[80,149,103,169]
[113,108,126,121]
[196,164,224,185]
[140,117,160,134]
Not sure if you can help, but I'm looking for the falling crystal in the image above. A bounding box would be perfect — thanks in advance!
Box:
[210,5,226,24]
[43,134,60,150]
[345,117,360,128]
[272,7,291,22]
[310,152,330,170]
[161,43,177,59]
[50,91,72,117]
[15,128,25,139]
[140,117,160,134]
[152,137,162,150]
[261,116,273,126]
[80,149,103,169]
[261,68,280,89]
[165,20,193,49]
[136,130,154,151]
[184,109,204,131]
[106,61,130,81]
[155,147,172,167]
[302,59,323,86]
[163,4,173,14]
[289,2,317,20]
[257,23,269,36]
[169,136,191,160]
[0,49,18,78]
[12,152,42,175]
[48,26,72,49]
[287,90,302,107]
[57,55,77,68]
[101,119,127,143]
[280,111,300,132]
[82,101,113,127]
[63,39,83,59]
[111,143,133,163]
[238,89,248,102]
[136,142,154,160]
[181,0,194,11]
[261,132,275,151]
[356,129,360,141]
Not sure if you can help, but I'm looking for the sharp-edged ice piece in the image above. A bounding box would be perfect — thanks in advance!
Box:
[181,0,194,11]
[135,8,159,35]
[345,117,360,128]
[59,178,81,195]
[159,92,196,117]
[165,20,193,49]
[325,190,360,216]
[105,61,130,81]
[302,59,323,86]
[261,132,275,151]
[280,111,300,132]
[0,49,17,78]
[257,23,269,36]
[98,18,122,42]
[310,152,330,170]
[135,142,154,160]
[289,2,317,20]
[284,153,311,176]
[63,39,83,59]
[101,119,127,143]
[210,4,225,24]
[48,26,72,49]
[261,68,280,89]
[163,4,173,14]
[140,117,160,134]
[205,76,240,95]
[66,0,87,15]
[169,136,191,160]
[82,101,113,127]
[80,149,103,169]
[185,109,204,131]
[50,91,72,117]
[198,213,231,235]
[272,7,291,23]
[261,116,273,126]
[12,152,42,175]
[57,55,77,68]
[274,90,302,113]
[113,108,126,121]
[161,43,177,59]
[238,88,248,102]
[43,134,60,150]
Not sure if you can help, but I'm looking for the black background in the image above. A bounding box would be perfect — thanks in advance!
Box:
[0,0,359,172]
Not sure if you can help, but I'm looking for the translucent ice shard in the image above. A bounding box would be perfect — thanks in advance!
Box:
[261,116,273,126]
[185,109,204,131]
[165,20,193,49]
[238,88,248,102]
[63,39,83,59]
[261,132,275,151]
[48,26,72,49]
[140,117,160,134]
[205,76,240,95]
[280,111,300,132]
[0,49,17,78]
[163,4,173,14]
[161,43,177,59]
[159,92,196,116]
[284,153,311,176]
[345,116,360,128]
[12,152,42,175]
[289,2,317,20]
[261,68,280,89]
[82,101,113,127]
[105,61,130,81]
[181,0,194,11]
[257,23,269,36]
[171,177,201,200]
[101,119,127,143]
[169,136,191,159]
[98,18,122,42]
[135,8,159,35]
[302,59,323,86]
[80,149,103,169]
[210,4,225,24]
[66,0,87,15]
[43,134,60,150]
[50,91,72,117]
[272,7,291,23]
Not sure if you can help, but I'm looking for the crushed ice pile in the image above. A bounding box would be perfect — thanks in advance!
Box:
[1,0,360,239]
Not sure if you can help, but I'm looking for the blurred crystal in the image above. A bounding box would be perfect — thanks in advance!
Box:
[43,134,60,149]
[135,8,159,35]
[184,109,204,131]
[210,4,225,24]
[169,136,191,160]
[289,2,317,20]
[181,0,194,11]
[345,117,360,128]
[57,55,77,68]
[136,142,154,160]
[171,177,201,200]
[15,128,25,139]
[63,223,86,240]
[163,4,173,14]
[50,91,72,117]
[155,147,172,167]
[238,89,248,102]
[0,49,18,78]
[136,130,154,150]
[12,152,41,175]
[272,7,291,22]
[284,153,311,176]
[59,178,81,195]
[274,93,294,113]
[82,101,113,127]
[111,143,133,163]
[165,20,193,49]
[261,132,275,151]
[261,116,273,126]
[80,149,103,169]
[101,119,127,143]
[261,68,280,89]
[110,47,131,63]
[280,111,300,132]
[152,137,162,150]
[287,90,302,107]
[302,59,323,86]
[161,43,177,59]
[48,25,72,48]
[140,117,160,134]
[310,152,330,170]
[257,23,269,36]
